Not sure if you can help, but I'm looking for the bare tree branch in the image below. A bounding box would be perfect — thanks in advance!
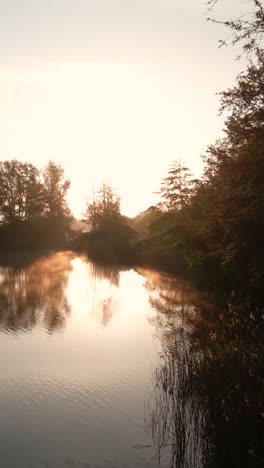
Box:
[207,0,264,58]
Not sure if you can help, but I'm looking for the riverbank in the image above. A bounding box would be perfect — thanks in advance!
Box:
[72,231,236,299]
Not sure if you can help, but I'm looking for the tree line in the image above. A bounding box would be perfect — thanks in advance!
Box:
[135,50,264,289]
[0,160,70,223]
[0,160,72,251]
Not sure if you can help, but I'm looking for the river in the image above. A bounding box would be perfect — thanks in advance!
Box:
[0,251,262,467]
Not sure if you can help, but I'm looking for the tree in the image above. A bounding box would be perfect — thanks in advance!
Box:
[42,160,71,218]
[144,47,264,284]
[157,160,195,211]
[85,182,121,232]
[189,53,264,281]
[82,182,136,262]
[0,160,44,222]
[20,162,44,219]
[207,0,264,58]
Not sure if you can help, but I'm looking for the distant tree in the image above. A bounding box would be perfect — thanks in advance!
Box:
[42,161,71,218]
[85,182,121,232]
[0,160,19,222]
[86,198,99,232]
[0,160,44,222]
[20,162,44,219]
[157,160,194,211]
[130,206,161,235]
[82,182,137,262]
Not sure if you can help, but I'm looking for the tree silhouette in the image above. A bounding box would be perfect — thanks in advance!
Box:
[157,160,194,211]
[85,182,121,232]
[207,0,264,58]
[42,160,71,218]
[0,160,44,222]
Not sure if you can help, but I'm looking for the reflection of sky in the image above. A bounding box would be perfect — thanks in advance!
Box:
[1,0,246,216]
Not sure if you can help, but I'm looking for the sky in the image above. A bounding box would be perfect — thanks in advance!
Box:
[1,0,247,217]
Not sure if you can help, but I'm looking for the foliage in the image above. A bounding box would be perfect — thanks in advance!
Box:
[207,0,264,58]
[81,183,137,263]
[0,216,72,251]
[156,160,196,211]
[0,159,71,224]
[42,160,71,218]
[0,159,72,250]
[145,273,264,467]
[0,160,44,222]
[85,182,121,232]
[81,53,264,290]
[192,53,264,283]
[144,52,264,290]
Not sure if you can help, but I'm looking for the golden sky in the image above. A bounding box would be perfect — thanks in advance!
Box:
[1,0,245,217]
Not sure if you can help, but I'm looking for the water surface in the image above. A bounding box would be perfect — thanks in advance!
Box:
[0,251,262,467]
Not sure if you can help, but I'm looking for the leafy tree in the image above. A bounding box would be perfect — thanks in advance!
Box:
[142,47,264,285]
[85,182,121,232]
[42,160,71,218]
[189,53,264,281]
[20,162,44,219]
[0,160,44,222]
[157,160,195,211]
[82,182,137,262]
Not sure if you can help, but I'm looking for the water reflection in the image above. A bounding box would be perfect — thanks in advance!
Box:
[0,252,73,334]
[0,255,262,467]
[0,254,160,468]
[89,263,120,327]
[141,269,213,467]
[142,269,264,468]
[0,253,122,334]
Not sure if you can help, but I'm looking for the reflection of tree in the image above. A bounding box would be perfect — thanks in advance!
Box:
[89,262,120,327]
[149,346,211,468]
[0,252,73,334]
[90,263,120,288]
[143,268,264,467]
[142,269,213,467]
[190,300,264,468]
